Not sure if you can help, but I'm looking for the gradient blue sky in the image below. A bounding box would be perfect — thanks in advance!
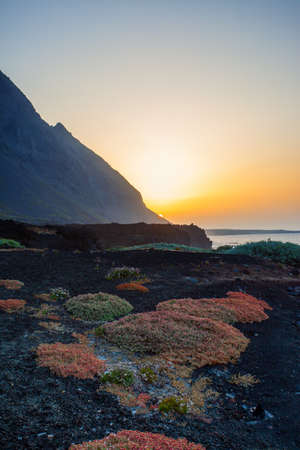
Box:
[1,0,299,228]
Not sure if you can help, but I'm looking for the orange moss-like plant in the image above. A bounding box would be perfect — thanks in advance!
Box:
[210,291,272,323]
[0,299,26,312]
[72,332,90,346]
[47,314,60,321]
[157,298,237,324]
[69,430,205,450]
[103,310,249,368]
[36,342,105,379]
[116,282,149,292]
[157,291,272,324]
[0,279,24,290]
[34,293,52,301]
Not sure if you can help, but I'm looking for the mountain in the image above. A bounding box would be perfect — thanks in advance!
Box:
[0,71,166,225]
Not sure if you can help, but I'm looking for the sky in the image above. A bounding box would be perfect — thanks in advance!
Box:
[1,0,299,228]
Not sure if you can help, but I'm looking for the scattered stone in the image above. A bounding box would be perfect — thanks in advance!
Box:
[251,403,265,419]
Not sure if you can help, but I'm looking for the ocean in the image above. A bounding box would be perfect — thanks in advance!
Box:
[206,232,300,250]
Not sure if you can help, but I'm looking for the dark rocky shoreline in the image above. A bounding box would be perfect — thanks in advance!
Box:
[0,219,212,251]
[0,249,299,449]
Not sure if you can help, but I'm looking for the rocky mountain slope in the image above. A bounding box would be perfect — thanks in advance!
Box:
[0,71,165,225]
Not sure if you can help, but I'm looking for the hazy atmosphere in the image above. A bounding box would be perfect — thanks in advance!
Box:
[1,0,299,228]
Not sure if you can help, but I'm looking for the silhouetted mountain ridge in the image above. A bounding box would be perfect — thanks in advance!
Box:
[0,70,166,224]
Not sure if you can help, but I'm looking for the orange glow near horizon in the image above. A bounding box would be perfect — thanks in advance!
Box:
[145,162,300,228]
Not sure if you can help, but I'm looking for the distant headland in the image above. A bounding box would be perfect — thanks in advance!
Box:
[207,229,300,236]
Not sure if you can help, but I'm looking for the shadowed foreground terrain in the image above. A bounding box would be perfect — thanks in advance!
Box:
[0,249,299,449]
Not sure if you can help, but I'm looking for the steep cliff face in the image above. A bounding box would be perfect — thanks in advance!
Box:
[0,71,165,224]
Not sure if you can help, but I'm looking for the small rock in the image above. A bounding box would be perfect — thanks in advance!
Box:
[199,416,213,424]
[251,403,265,419]
[226,393,235,399]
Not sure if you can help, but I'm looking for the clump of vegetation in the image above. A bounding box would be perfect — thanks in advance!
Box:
[215,244,234,252]
[38,321,63,332]
[94,325,105,337]
[65,292,133,322]
[102,310,249,368]
[139,366,158,384]
[49,287,70,301]
[229,372,260,387]
[33,303,57,319]
[158,396,188,415]
[105,266,142,280]
[0,279,24,290]
[116,282,149,292]
[157,291,272,324]
[72,332,90,346]
[34,293,51,301]
[36,342,106,379]
[69,430,205,450]
[188,377,219,413]
[210,291,272,323]
[0,299,26,313]
[109,242,211,253]
[157,298,237,324]
[99,383,150,409]
[222,240,300,265]
[0,238,24,248]
[99,368,134,387]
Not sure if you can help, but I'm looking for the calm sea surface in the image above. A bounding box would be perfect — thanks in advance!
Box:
[207,232,300,249]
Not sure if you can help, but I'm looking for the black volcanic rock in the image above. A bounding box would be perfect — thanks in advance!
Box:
[0,70,166,224]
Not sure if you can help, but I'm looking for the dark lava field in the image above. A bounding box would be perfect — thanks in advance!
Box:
[0,248,299,449]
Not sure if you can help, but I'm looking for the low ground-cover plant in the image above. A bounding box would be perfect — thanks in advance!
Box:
[0,299,26,312]
[65,292,133,321]
[116,282,149,292]
[210,291,272,323]
[105,266,142,280]
[188,377,219,413]
[215,244,234,252]
[158,396,188,415]
[49,287,70,301]
[109,242,211,253]
[94,325,105,337]
[38,321,64,332]
[222,240,300,265]
[102,310,249,368]
[36,342,106,379]
[33,303,57,319]
[229,372,260,387]
[157,291,272,324]
[0,238,24,248]
[99,368,135,387]
[0,279,24,289]
[157,298,237,324]
[34,293,51,301]
[139,366,158,384]
[69,430,205,449]
[99,382,149,409]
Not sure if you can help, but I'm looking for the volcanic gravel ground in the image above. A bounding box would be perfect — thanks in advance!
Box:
[0,249,299,449]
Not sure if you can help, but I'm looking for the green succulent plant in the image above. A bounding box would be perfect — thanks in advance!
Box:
[158,396,187,415]
[105,266,141,280]
[65,292,133,322]
[139,366,157,384]
[99,368,134,387]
